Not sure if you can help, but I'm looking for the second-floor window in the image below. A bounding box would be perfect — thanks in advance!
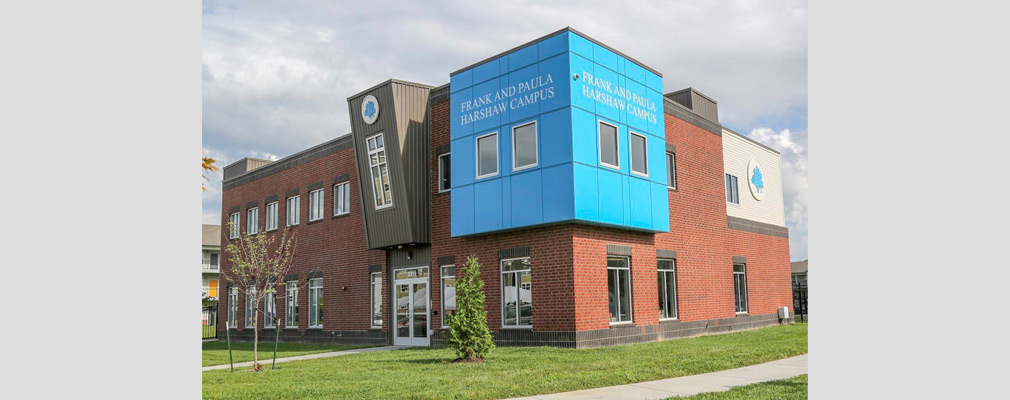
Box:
[599,121,620,169]
[309,189,324,221]
[726,174,739,204]
[512,121,538,170]
[667,152,677,189]
[209,253,218,270]
[476,132,499,179]
[334,182,350,215]
[366,133,393,209]
[630,131,648,177]
[265,201,278,231]
[287,195,300,226]
[438,153,451,192]
[228,213,240,239]
[247,207,258,235]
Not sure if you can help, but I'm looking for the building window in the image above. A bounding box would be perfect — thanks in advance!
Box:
[599,121,620,169]
[370,272,382,328]
[607,256,632,323]
[309,189,324,221]
[247,208,258,235]
[476,132,499,179]
[734,264,748,313]
[209,253,219,270]
[658,259,677,320]
[228,213,240,239]
[245,288,256,328]
[441,265,456,328]
[512,121,538,171]
[667,152,677,189]
[334,182,350,215]
[285,281,299,328]
[500,257,532,327]
[265,202,278,231]
[264,286,276,328]
[437,153,451,193]
[629,131,648,177]
[228,287,238,328]
[286,195,300,226]
[725,174,739,204]
[366,133,393,209]
[308,278,323,328]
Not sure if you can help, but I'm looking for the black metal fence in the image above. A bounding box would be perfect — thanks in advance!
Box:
[203,305,218,339]
[792,282,808,322]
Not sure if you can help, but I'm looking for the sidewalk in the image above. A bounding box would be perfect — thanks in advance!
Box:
[202,345,407,371]
[509,354,807,400]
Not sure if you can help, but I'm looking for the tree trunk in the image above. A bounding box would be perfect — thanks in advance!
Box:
[253,308,259,369]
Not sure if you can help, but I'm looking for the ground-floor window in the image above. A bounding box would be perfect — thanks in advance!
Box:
[608,256,632,323]
[370,272,382,328]
[501,257,532,327]
[658,259,677,319]
[245,288,256,328]
[734,263,748,313]
[228,287,237,328]
[286,281,299,328]
[308,278,323,328]
[264,287,276,328]
[441,265,456,328]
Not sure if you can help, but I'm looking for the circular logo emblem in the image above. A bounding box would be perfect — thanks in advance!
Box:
[747,158,765,201]
[361,95,379,125]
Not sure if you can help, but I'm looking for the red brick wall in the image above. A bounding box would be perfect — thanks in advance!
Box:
[219,144,388,334]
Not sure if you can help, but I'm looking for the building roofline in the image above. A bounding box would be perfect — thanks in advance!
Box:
[221,156,270,172]
[223,134,354,188]
[721,127,781,155]
[449,27,663,78]
[346,78,435,101]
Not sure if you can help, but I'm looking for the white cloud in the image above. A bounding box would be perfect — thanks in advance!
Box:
[747,127,808,261]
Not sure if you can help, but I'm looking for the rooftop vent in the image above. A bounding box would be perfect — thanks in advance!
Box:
[665,88,719,124]
[222,157,272,181]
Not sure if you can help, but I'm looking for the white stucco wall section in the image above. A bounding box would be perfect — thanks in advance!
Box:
[722,129,786,227]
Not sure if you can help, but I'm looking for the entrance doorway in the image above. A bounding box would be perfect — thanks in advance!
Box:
[393,266,430,346]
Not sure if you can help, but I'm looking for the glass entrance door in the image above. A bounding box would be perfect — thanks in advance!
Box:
[393,267,429,346]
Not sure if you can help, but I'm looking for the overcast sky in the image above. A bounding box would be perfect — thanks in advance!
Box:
[202,0,808,261]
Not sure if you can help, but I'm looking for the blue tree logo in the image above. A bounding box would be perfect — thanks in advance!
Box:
[751,166,764,194]
[364,101,377,118]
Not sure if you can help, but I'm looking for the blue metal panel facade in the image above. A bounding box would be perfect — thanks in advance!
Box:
[450,30,669,236]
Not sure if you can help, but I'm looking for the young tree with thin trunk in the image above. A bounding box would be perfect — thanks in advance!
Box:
[223,221,297,371]
[446,255,495,361]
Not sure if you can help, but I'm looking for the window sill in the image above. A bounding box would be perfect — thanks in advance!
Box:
[332,212,350,220]
[735,312,749,316]
[660,318,680,324]
[284,327,299,330]
[668,187,677,192]
[307,218,324,225]
[307,326,323,330]
[499,325,533,330]
[368,327,383,331]
[609,322,634,328]
[436,189,450,195]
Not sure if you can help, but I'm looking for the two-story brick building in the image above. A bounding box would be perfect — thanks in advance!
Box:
[219,27,793,348]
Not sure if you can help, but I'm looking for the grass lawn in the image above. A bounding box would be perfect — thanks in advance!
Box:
[670,374,807,399]
[202,341,375,367]
[203,323,807,399]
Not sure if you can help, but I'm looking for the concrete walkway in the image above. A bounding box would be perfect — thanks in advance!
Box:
[509,354,807,400]
[202,345,407,371]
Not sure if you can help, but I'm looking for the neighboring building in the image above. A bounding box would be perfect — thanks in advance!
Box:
[219,28,793,348]
[791,260,808,285]
[202,224,221,320]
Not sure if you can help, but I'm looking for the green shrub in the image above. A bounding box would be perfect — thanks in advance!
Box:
[446,255,495,360]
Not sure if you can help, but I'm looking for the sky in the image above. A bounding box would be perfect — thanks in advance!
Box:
[202,0,808,261]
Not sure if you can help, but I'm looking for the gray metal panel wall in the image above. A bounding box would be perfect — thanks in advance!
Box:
[690,91,719,124]
[347,80,432,249]
[222,159,248,181]
[387,246,431,269]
